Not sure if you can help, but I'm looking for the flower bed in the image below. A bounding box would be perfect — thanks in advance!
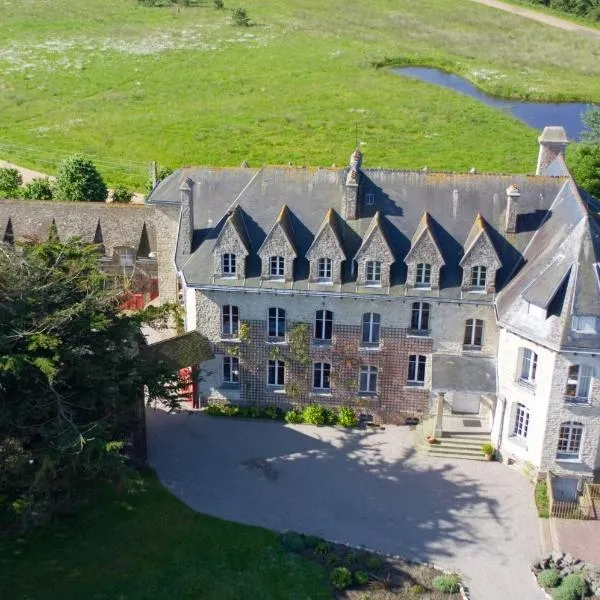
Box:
[532,552,600,598]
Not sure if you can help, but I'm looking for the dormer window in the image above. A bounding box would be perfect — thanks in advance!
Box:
[572,316,598,334]
[317,258,332,281]
[270,256,285,279]
[471,266,487,289]
[222,253,236,276]
[365,261,382,285]
[415,263,431,288]
[115,246,136,267]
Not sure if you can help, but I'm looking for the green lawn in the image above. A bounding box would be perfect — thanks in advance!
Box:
[1,0,600,187]
[0,473,329,600]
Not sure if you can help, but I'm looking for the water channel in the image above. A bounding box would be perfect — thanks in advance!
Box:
[393,67,594,140]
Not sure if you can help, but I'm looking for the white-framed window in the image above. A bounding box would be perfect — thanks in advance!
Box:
[557,422,584,460]
[223,356,239,384]
[513,403,529,439]
[365,261,382,285]
[314,309,333,341]
[118,247,136,267]
[415,263,431,288]
[268,307,286,339]
[267,359,285,386]
[565,365,593,402]
[359,365,378,394]
[410,302,430,331]
[317,257,332,281]
[269,255,285,278]
[222,253,236,276]
[222,304,239,337]
[572,316,598,333]
[365,192,375,206]
[313,362,331,391]
[470,265,487,289]
[518,348,538,384]
[361,312,381,345]
[407,355,426,386]
[463,318,483,347]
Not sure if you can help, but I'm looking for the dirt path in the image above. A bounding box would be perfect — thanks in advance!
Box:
[473,0,600,39]
[0,159,145,203]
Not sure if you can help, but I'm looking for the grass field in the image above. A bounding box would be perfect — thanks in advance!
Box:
[0,472,330,600]
[1,0,600,188]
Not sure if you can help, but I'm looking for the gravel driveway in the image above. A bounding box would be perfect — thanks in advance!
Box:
[148,409,546,600]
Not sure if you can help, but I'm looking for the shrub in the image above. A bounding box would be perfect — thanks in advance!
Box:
[535,480,550,518]
[324,408,338,426]
[552,584,579,600]
[214,0,224,7]
[366,556,382,571]
[330,567,352,590]
[285,409,303,424]
[231,7,250,26]
[0,167,22,198]
[337,406,358,428]
[111,185,134,204]
[481,443,494,455]
[206,404,223,416]
[22,177,53,201]
[354,570,369,585]
[303,535,322,549]
[54,155,108,202]
[264,405,282,420]
[432,574,461,594]
[280,531,305,552]
[301,404,327,426]
[315,541,330,556]
[408,584,426,595]
[538,569,562,589]
[561,574,586,596]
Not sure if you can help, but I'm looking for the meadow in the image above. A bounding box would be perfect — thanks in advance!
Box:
[1,0,600,188]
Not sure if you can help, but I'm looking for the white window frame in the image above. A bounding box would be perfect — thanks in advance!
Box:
[470,265,487,289]
[359,365,378,394]
[118,247,135,267]
[415,263,431,288]
[267,307,286,340]
[267,359,285,387]
[269,255,285,279]
[317,257,332,281]
[361,312,381,346]
[565,365,593,403]
[557,422,584,461]
[572,316,598,334]
[221,304,239,337]
[365,192,375,206]
[365,260,382,285]
[314,309,333,341]
[518,348,537,385]
[463,318,483,347]
[222,253,236,276]
[313,362,331,391]
[223,356,239,385]
[410,302,430,331]
[513,403,529,439]
[407,354,426,387]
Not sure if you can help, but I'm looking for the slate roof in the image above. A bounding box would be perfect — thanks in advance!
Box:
[147,165,567,298]
[432,354,496,393]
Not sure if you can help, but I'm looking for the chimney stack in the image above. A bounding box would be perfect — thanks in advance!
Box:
[179,177,194,255]
[536,126,569,175]
[342,147,362,220]
[505,183,520,234]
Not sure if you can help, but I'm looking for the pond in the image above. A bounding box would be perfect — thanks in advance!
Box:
[393,67,594,140]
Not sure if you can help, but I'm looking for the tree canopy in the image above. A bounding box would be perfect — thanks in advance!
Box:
[0,238,186,529]
[568,107,600,199]
[54,155,108,202]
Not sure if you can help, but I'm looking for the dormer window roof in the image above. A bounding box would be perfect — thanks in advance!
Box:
[306,208,346,284]
[257,205,297,282]
[212,205,250,279]
[460,214,501,293]
[354,212,394,287]
[404,212,445,290]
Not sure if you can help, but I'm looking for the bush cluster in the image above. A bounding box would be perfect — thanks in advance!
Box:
[330,567,352,590]
[538,569,562,588]
[205,403,284,420]
[551,574,587,600]
[526,0,600,21]
[432,574,461,594]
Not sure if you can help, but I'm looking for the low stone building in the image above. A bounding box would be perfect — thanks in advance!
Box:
[146,125,600,480]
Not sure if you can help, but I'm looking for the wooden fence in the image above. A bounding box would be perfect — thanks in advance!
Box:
[546,472,599,520]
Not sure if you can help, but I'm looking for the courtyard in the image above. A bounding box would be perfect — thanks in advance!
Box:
[148,409,546,600]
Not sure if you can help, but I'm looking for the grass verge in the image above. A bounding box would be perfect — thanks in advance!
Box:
[0,471,329,600]
[535,479,550,518]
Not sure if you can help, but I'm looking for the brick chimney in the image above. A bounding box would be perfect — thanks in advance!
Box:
[505,183,520,234]
[342,147,362,220]
[536,126,569,175]
[179,177,194,255]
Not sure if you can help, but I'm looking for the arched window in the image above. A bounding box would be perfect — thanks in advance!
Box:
[464,319,483,347]
[267,359,285,386]
[411,302,430,331]
[314,309,333,341]
[361,312,381,345]
[365,261,382,285]
[565,365,593,402]
[415,263,431,287]
[471,265,487,288]
[557,422,584,460]
[222,305,239,337]
[408,355,426,386]
[222,253,236,276]
[313,362,331,390]
[269,256,285,278]
[268,307,286,339]
[317,258,332,281]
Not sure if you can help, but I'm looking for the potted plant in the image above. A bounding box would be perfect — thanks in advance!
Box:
[482,443,494,461]
[425,435,437,445]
